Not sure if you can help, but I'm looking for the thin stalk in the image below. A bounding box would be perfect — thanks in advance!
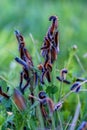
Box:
[80,89,87,92]
[60,80,87,103]
[37,105,45,129]
[29,94,41,102]
[58,81,63,101]
[66,50,75,69]
[75,54,85,73]
[50,115,56,130]
[66,55,73,69]
[30,87,45,129]
[69,95,81,130]
[29,33,41,62]
[60,91,72,103]
[58,111,63,130]
[0,75,14,87]
[79,80,87,86]
[64,117,72,130]
[0,126,2,130]
[20,120,25,130]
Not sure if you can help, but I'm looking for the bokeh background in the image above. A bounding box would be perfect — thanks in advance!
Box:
[0,1,87,129]
[0,0,87,85]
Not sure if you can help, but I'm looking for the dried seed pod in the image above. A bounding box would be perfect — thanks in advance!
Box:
[38,91,47,105]
[49,15,57,22]
[56,68,71,84]
[59,68,68,82]
[37,64,43,70]
[0,86,10,99]
[54,102,62,111]
[51,46,57,63]
[29,91,62,117]
[76,78,86,82]
[15,30,36,94]
[13,88,26,110]
[70,82,81,92]
[41,37,50,51]
[48,15,58,34]
[56,76,71,84]
[78,121,87,130]
[15,30,24,44]
[38,91,47,99]
[38,62,52,84]
[40,16,59,84]
[38,91,62,113]
[15,57,28,70]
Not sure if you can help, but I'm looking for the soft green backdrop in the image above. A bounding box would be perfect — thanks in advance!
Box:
[0,0,87,84]
[0,1,87,129]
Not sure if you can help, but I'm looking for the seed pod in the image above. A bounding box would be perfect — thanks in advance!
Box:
[60,68,68,80]
[37,64,43,70]
[78,121,87,130]
[54,102,62,111]
[13,88,26,110]
[0,86,10,99]
[76,78,86,82]
[70,82,81,92]
[14,30,24,44]
[56,76,71,84]
[38,91,47,99]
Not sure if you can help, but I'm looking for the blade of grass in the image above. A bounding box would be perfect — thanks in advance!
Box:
[75,54,85,73]
[0,75,14,87]
[57,111,63,130]
[29,33,41,63]
[64,116,72,130]
[69,95,81,130]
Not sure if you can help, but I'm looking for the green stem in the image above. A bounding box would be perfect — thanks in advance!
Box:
[37,105,45,129]
[66,50,76,69]
[58,111,63,130]
[75,54,85,73]
[64,117,72,130]
[29,33,41,62]
[0,75,14,87]
[50,115,56,130]
[0,126,2,130]
[58,81,63,101]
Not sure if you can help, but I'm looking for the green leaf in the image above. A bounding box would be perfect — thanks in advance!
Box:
[46,85,58,94]
[0,115,5,126]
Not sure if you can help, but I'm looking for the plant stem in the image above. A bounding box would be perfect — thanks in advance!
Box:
[58,81,63,101]
[50,115,56,130]
[29,33,41,62]
[0,75,14,87]
[66,50,75,69]
[0,126,2,130]
[64,116,72,130]
[69,95,81,130]
[37,105,45,129]
[58,111,63,130]
[75,54,85,73]
[59,80,87,103]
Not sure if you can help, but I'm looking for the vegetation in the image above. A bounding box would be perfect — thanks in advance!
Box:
[0,1,87,130]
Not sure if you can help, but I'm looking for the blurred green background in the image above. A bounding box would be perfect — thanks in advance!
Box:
[0,1,87,129]
[0,0,87,83]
